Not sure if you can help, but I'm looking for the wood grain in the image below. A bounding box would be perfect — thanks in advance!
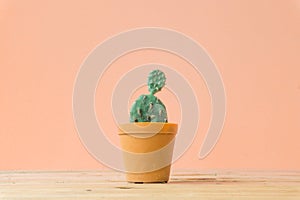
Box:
[0,170,299,199]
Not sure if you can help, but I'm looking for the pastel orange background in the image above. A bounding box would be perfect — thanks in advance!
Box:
[1,0,299,170]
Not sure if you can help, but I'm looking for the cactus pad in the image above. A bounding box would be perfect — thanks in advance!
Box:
[130,70,168,123]
[148,69,166,95]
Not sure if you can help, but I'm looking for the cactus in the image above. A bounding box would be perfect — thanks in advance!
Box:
[130,70,168,122]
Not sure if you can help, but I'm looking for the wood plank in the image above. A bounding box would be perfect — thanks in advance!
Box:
[0,170,299,199]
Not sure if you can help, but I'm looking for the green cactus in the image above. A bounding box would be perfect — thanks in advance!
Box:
[130,70,168,123]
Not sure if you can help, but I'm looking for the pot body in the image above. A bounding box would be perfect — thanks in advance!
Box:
[118,122,177,183]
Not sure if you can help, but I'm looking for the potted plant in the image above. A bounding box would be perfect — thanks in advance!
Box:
[118,69,178,183]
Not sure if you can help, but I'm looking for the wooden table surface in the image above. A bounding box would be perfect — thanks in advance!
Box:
[0,170,300,199]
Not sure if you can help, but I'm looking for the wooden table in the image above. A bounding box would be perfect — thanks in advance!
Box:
[0,170,299,199]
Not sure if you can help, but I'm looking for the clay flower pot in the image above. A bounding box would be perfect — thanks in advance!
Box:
[118,122,178,183]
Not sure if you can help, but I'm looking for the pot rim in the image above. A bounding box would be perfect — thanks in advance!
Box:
[118,122,178,135]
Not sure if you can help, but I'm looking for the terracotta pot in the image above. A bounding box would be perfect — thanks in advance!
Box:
[118,122,178,183]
